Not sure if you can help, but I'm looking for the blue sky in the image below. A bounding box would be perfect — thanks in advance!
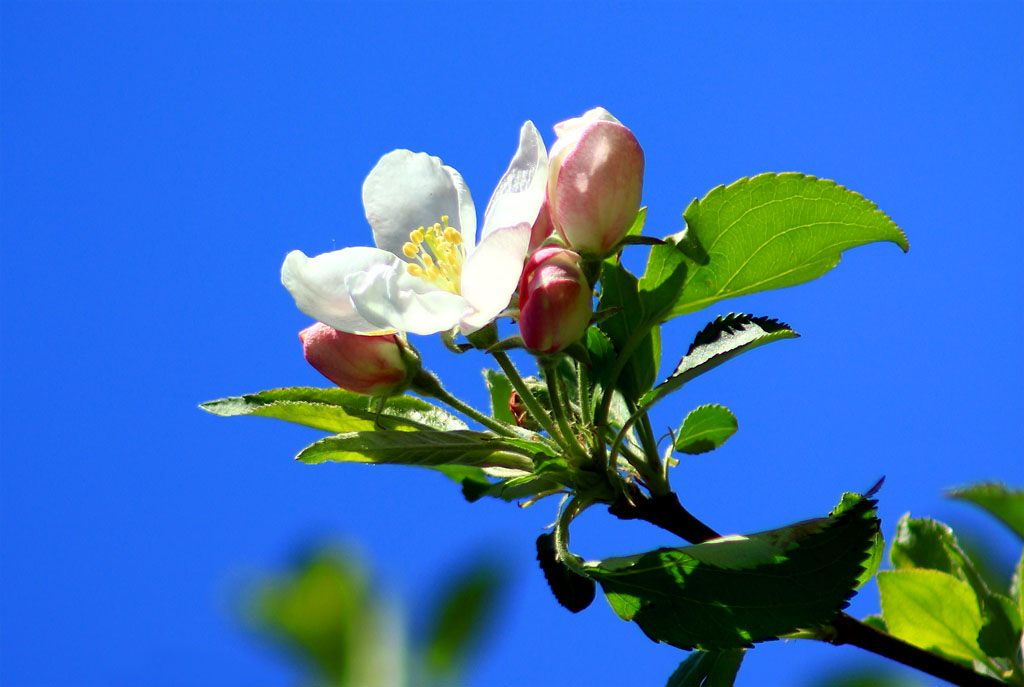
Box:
[2,2,1022,685]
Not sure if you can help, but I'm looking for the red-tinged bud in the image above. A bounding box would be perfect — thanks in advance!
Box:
[508,390,539,430]
[299,322,410,396]
[518,246,592,354]
[547,107,644,256]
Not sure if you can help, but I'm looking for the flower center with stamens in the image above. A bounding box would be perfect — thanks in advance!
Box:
[401,216,467,294]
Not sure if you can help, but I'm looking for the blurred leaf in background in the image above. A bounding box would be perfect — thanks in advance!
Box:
[240,545,506,687]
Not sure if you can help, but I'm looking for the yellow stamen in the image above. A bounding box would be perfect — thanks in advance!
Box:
[402,216,468,294]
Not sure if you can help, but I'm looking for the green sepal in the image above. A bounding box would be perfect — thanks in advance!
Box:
[639,314,799,410]
[665,649,746,687]
[200,387,466,433]
[667,173,909,318]
[947,482,1024,542]
[673,404,738,455]
[584,490,881,650]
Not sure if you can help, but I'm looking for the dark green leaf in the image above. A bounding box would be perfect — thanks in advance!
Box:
[585,491,880,650]
[947,483,1024,542]
[536,533,596,613]
[665,649,746,687]
[200,387,466,433]
[296,430,533,471]
[668,173,909,318]
[597,260,660,395]
[977,592,1022,658]
[639,314,799,410]
[483,370,516,425]
[423,558,505,679]
[673,404,738,455]
[890,515,990,601]
[878,569,986,663]
[638,243,688,323]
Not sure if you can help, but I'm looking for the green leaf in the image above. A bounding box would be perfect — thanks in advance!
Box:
[245,550,392,686]
[947,483,1024,542]
[673,404,738,455]
[585,490,880,650]
[890,515,990,601]
[638,243,688,323]
[483,370,516,425]
[296,430,533,471]
[667,173,909,318]
[423,558,504,679]
[665,649,746,687]
[597,261,660,396]
[639,314,799,409]
[878,569,987,664]
[1013,549,1023,615]
[862,614,888,633]
[977,592,1022,658]
[200,387,466,433]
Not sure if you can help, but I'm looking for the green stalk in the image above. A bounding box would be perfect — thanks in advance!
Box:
[543,359,589,462]
[411,369,519,438]
[491,350,563,444]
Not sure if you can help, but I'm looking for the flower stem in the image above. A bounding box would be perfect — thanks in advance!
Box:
[542,359,590,462]
[412,369,519,438]
[491,350,562,443]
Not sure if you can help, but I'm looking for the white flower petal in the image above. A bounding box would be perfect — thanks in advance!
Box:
[445,163,477,251]
[362,150,476,256]
[281,247,394,333]
[459,223,531,333]
[480,121,549,242]
[345,260,466,336]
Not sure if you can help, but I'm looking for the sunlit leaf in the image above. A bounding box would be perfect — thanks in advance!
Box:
[890,515,990,602]
[673,404,738,455]
[296,430,533,471]
[878,569,986,664]
[200,387,466,433]
[668,173,908,318]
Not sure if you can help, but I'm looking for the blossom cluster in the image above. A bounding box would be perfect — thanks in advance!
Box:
[281,108,644,395]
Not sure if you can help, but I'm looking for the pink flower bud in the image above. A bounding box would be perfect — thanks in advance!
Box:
[528,196,555,253]
[547,107,644,256]
[518,246,592,353]
[299,322,409,396]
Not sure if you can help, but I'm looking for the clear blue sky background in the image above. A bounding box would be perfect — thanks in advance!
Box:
[3,2,1022,685]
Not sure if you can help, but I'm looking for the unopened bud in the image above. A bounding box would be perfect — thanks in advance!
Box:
[547,107,644,256]
[299,323,410,396]
[518,247,592,354]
